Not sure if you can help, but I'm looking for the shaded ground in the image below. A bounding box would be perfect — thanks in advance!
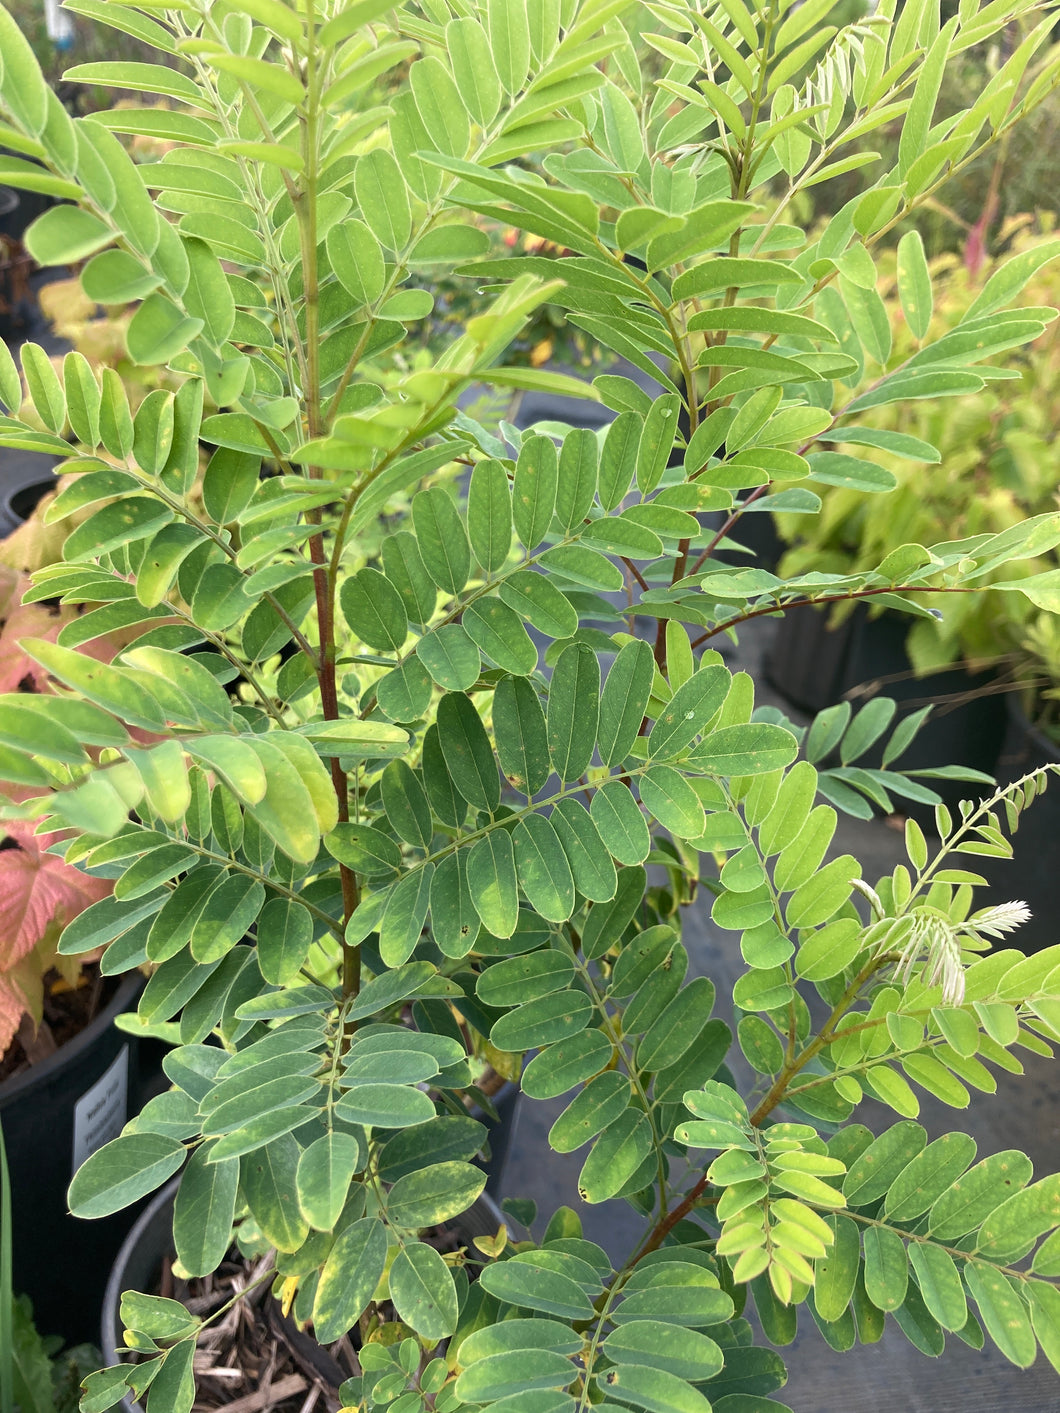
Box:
[500,613,1060,1413]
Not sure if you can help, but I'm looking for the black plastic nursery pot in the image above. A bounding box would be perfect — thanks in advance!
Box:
[0,971,154,1345]
[103,1177,508,1412]
[766,603,1007,815]
[978,698,1060,954]
[0,185,18,239]
[471,1078,518,1197]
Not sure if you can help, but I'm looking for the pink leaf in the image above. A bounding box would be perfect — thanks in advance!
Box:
[0,976,25,1057]
[0,819,111,973]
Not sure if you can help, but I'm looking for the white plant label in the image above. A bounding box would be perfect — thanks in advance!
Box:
[72,1046,129,1177]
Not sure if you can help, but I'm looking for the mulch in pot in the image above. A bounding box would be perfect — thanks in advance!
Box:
[137,1222,477,1413]
[0,964,118,1084]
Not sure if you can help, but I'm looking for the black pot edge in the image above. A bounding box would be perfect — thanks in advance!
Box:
[0,969,142,1110]
[1007,694,1060,766]
[103,1177,507,1410]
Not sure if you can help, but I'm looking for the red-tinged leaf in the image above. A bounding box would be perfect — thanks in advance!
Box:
[0,815,112,982]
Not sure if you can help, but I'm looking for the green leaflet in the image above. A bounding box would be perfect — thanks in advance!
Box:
[590,780,651,865]
[430,851,479,957]
[494,675,551,796]
[491,990,594,1052]
[463,597,537,675]
[381,760,433,849]
[578,1110,654,1203]
[908,1241,967,1332]
[436,692,501,812]
[379,865,435,967]
[313,1218,387,1343]
[551,798,617,901]
[598,411,641,511]
[388,1242,459,1340]
[648,665,730,760]
[417,625,481,691]
[499,569,579,638]
[173,1146,238,1278]
[547,642,600,782]
[327,218,385,306]
[467,830,520,938]
[68,1133,186,1219]
[598,640,654,766]
[884,1133,978,1222]
[862,1226,908,1312]
[513,814,577,922]
[514,433,559,550]
[412,487,471,596]
[296,1132,365,1231]
[516,1035,610,1119]
[557,427,599,530]
[964,1263,1037,1368]
[468,457,513,574]
[386,1160,486,1228]
[928,1150,1034,1240]
[549,1071,631,1153]
[341,567,408,652]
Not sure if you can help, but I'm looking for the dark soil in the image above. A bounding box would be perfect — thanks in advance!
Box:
[0,965,116,1084]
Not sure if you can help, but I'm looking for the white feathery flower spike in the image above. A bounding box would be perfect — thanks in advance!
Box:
[961,901,1033,940]
[874,900,1031,1009]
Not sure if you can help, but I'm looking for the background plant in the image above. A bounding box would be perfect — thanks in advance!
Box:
[0,2,1059,1412]
[776,213,1060,673]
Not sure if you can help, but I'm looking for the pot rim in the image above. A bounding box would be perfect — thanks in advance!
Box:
[0,969,142,1109]
[102,1175,508,1403]
[1007,691,1060,765]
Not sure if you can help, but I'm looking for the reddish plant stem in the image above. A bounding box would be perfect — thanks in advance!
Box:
[688,582,974,651]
